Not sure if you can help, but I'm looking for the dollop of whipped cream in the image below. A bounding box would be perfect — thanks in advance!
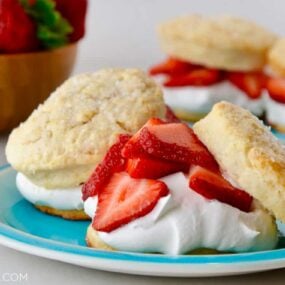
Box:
[84,172,277,255]
[153,75,264,116]
[264,92,285,125]
[16,173,83,210]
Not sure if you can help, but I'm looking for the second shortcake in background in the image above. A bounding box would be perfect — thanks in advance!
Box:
[150,15,277,121]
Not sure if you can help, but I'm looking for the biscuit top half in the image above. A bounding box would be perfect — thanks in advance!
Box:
[268,38,285,77]
[6,69,166,189]
[158,15,277,71]
[194,101,285,222]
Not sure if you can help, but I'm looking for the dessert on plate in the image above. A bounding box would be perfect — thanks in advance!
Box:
[6,68,166,220]
[265,38,285,133]
[83,102,281,255]
[149,15,277,121]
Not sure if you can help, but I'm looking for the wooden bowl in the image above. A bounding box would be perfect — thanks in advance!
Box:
[0,43,77,132]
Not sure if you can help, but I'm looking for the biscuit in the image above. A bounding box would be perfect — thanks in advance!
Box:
[6,69,166,189]
[158,15,277,71]
[86,225,114,251]
[268,38,285,77]
[193,101,285,222]
[36,205,90,220]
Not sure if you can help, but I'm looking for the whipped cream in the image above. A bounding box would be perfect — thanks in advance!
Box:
[264,92,285,125]
[84,172,277,255]
[16,173,83,210]
[153,75,264,116]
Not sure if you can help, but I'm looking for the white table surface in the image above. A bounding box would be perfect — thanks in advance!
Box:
[1,1,285,282]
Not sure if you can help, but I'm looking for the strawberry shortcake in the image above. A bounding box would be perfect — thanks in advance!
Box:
[83,102,280,254]
[150,15,276,121]
[265,38,285,133]
[6,68,166,220]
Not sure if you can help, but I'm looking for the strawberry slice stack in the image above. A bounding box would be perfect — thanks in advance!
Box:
[82,117,253,233]
[149,57,266,100]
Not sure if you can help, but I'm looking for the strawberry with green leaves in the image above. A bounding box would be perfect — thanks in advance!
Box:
[20,0,73,48]
[0,0,87,53]
[55,0,87,42]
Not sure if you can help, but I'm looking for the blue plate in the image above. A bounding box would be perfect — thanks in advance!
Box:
[0,164,285,277]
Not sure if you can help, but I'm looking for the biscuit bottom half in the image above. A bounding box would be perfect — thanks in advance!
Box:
[85,225,222,255]
[35,205,90,220]
[268,121,285,134]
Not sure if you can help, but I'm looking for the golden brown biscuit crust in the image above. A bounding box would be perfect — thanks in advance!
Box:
[86,225,114,250]
[6,69,165,189]
[194,101,285,222]
[268,38,285,77]
[35,205,90,220]
[158,15,277,71]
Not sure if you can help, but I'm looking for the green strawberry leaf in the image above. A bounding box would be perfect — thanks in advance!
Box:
[19,0,73,49]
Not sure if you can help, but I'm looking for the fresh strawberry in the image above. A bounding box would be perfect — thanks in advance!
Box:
[227,72,266,99]
[189,166,253,212]
[164,68,221,87]
[266,77,285,104]
[122,118,164,159]
[82,134,131,201]
[55,0,87,42]
[93,172,169,232]
[122,118,218,170]
[165,105,180,123]
[0,0,39,53]
[149,57,194,76]
[126,157,188,179]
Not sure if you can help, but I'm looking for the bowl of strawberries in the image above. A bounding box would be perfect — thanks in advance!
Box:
[0,0,87,132]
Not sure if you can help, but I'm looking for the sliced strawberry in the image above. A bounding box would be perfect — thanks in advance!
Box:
[93,172,169,232]
[126,157,188,179]
[227,72,265,99]
[189,166,253,212]
[122,118,165,159]
[82,134,131,201]
[266,78,285,104]
[149,57,194,76]
[165,105,181,123]
[164,68,221,87]
[122,119,218,170]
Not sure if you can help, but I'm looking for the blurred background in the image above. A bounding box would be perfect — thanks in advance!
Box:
[1,0,284,133]
[76,0,285,73]
[0,0,284,136]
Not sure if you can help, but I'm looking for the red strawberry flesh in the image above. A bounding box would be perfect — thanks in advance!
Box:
[93,172,169,232]
[266,77,285,104]
[189,166,253,212]
[164,68,221,87]
[55,0,88,42]
[123,119,218,171]
[82,134,131,201]
[165,105,181,123]
[227,72,265,99]
[121,118,165,159]
[126,157,188,179]
[149,57,194,76]
[0,0,39,53]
